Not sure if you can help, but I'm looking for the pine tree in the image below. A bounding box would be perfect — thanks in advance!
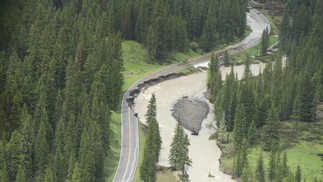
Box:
[34,119,50,181]
[268,149,277,181]
[79,126,95,182]
[242,166,250,182]
[280,8,290,42]
[15,165,25,182]
[235,138,248,177]
[233,105,246,148]
[261,28,269,56]
[19,105,34,182]
[292,94,301,131]
[145,94,157,125]
[263,107,280,151]
[223,51,230,66]
[140,94,161,182]
[295,165,302,182]
[282,152,289,178]
[44,167,54,182]
[5,130,23,181]
[200,0,218,51]
[255,151,265,182]
[169,121,191,176]
[169,121,183,170]
[299,71,314,122]
[72,162,81,182]
[247,121,257,145]
[0,162,8,182]
[146,25,158,59]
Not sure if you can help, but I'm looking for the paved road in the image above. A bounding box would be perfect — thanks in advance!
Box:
[112,8,270,182]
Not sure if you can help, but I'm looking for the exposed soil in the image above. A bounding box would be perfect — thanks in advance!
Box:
[172,97,209,133]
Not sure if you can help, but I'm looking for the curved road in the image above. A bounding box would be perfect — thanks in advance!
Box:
[112,8,270,182]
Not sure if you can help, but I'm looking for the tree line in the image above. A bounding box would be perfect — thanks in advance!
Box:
[0,0,124,181]
[208,0,322,181]
[110,0,248,60]
[20,0,247,61]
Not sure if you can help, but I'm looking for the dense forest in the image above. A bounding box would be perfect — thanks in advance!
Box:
[0,0,248,181]
[208,0,322,181]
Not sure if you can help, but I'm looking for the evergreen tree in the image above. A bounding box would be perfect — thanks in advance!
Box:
[5,130,23,181]
[255,151,265,182]
[282,152,290,178]
[299,72,314,122]
[169,121,191,175]
[169,121,183,170]
[247,121,257,145]
[242,166,250,182]
[223,51,230,66]
[235,138,248,177]
[140,94,161,182]
[145,94,157,125]
[295,165,302,182]
[292,94,301,130]
[263,107,280,151]
[200,0,218,51]
[15,165,25,182]
[44,167,54,182]
[0,162,8,182]
[19,106,34,182]
[261,28,269,56]
[34,119,50,181]
[268,148,277,181]
[233,105,246,148]
[72,162,81,182]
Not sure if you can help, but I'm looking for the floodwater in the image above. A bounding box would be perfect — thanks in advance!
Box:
[133,8,282,182]
[134,55,286,182]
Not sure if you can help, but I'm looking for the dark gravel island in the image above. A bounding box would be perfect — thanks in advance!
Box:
[172,97,209,133]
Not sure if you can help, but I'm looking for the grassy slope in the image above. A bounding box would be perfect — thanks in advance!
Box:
[133,122,147,182]
[122,41,163,91]
[105,111,122,182]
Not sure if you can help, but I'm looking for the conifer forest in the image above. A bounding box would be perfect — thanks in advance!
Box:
[0,0,322,181]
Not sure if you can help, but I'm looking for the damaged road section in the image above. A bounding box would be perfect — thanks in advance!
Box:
[126,72,186,107]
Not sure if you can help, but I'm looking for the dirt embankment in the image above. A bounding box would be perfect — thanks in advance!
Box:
[172,97,209,133]
[126,73,186,107]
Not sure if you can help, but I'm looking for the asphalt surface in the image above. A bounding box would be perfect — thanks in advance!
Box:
[112,8,270,182]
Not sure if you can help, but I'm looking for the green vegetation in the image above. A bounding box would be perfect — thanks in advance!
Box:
[1,0,126,181]
[140,94,162,182]
[105,111,122,182]
[133,122,147,182]
[157,169,177,182]
[170,49,201,63]
[219,121,323,181]
[169,122,191,182]
[209,0,323,181]
[231,11,280,63]
[122,41,165,91]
